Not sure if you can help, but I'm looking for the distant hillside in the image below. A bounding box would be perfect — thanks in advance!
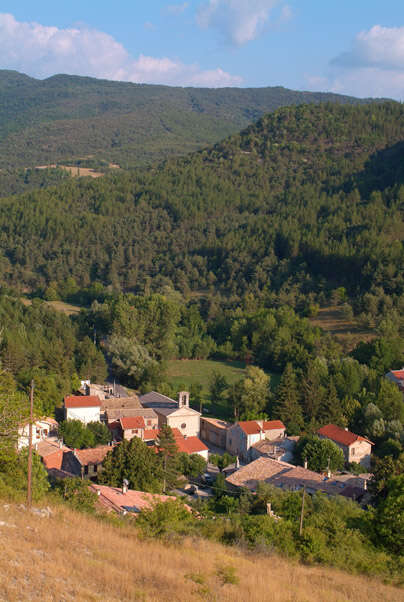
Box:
[0,70,380,169]
[0,100,402,308]
[0,502,402,602]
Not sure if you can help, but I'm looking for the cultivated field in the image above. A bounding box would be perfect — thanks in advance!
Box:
[0,501,402,602]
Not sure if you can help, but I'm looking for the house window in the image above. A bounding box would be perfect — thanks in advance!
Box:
[352,448,355,456]
[84,465,89,475]
[181,423,186,429]
[93,464,98,473]
[147,420,151,425]
[132,429,136,434]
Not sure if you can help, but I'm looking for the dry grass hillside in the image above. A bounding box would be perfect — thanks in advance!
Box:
[0,502,403,602]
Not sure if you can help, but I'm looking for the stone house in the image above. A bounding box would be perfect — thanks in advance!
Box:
[226,420,286,461]
[226,456,368,499]
[120,416,146,441]
[61,445,113,480]
[317,424,374,468]
[250,436,298,463]
[200,417,230,448]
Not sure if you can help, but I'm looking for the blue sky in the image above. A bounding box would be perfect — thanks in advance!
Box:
[1,1,403,98]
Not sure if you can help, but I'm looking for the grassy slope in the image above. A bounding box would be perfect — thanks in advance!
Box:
[0,70,378,169]
[0,502,402,602]
[165,359,280,420]
[165,359,247,391]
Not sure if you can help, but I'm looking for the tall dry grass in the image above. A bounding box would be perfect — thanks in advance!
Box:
[0,502,402,602]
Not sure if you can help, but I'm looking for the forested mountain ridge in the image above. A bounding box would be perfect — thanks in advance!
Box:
[0,101,403,317]
[0,69,380,170]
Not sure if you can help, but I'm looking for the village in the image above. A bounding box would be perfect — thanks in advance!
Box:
[16,367,387,518]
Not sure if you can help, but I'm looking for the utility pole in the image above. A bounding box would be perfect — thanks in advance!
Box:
[27,380,34,510]
[299,485,306,536]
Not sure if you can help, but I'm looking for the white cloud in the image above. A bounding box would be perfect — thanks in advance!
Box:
[197,0,287,46]
[332,25,404,70]
[166,3,189,15]
[0,13,242,87]
[307,26,404,100]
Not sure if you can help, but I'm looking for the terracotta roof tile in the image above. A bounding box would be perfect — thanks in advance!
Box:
[391,369,404,380]
[200,417,230,429]
[226,457,292,489]
[74,445,113,465]
[90,484,190,515]
[175,436,208,455]
[42,449,64,470]
[143,429,159,440]
[64,395,101,408]
[263,420,285,431]
[120,416,145,430]
[238,421,262,435]
[318,424,374,447]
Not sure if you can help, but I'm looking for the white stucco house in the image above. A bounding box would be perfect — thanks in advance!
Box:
[64,395,101,424]
[18,417,58,450]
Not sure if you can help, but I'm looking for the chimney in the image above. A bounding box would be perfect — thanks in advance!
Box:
[266,502,272,515]
[327,469,331,478]
[304,459,308,470]
[59,439,63,449]
[122,479,129,494]
[344,427,348,431]
[96,489,101,497]
[363,479,367,491]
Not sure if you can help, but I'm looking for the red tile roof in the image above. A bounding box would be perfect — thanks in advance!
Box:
[74,445,113,466]
[120,416,145,430]
[318,424,374,447]
[90,484,190,515]
[263,420,285,431]
[238,421,262,435]
[175,436,208,455]
[64,395,101,408]
[42,449,64,470]
[143,429,159,441]
[391,369,404,380]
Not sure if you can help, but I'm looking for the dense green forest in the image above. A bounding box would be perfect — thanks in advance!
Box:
[0,101,403,318]
[0,70,378,170]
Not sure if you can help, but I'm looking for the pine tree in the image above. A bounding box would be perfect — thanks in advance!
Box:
[319,377,346,426]
[157,425,179,493]
[301,360,326,425]
[274,363,304,435]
